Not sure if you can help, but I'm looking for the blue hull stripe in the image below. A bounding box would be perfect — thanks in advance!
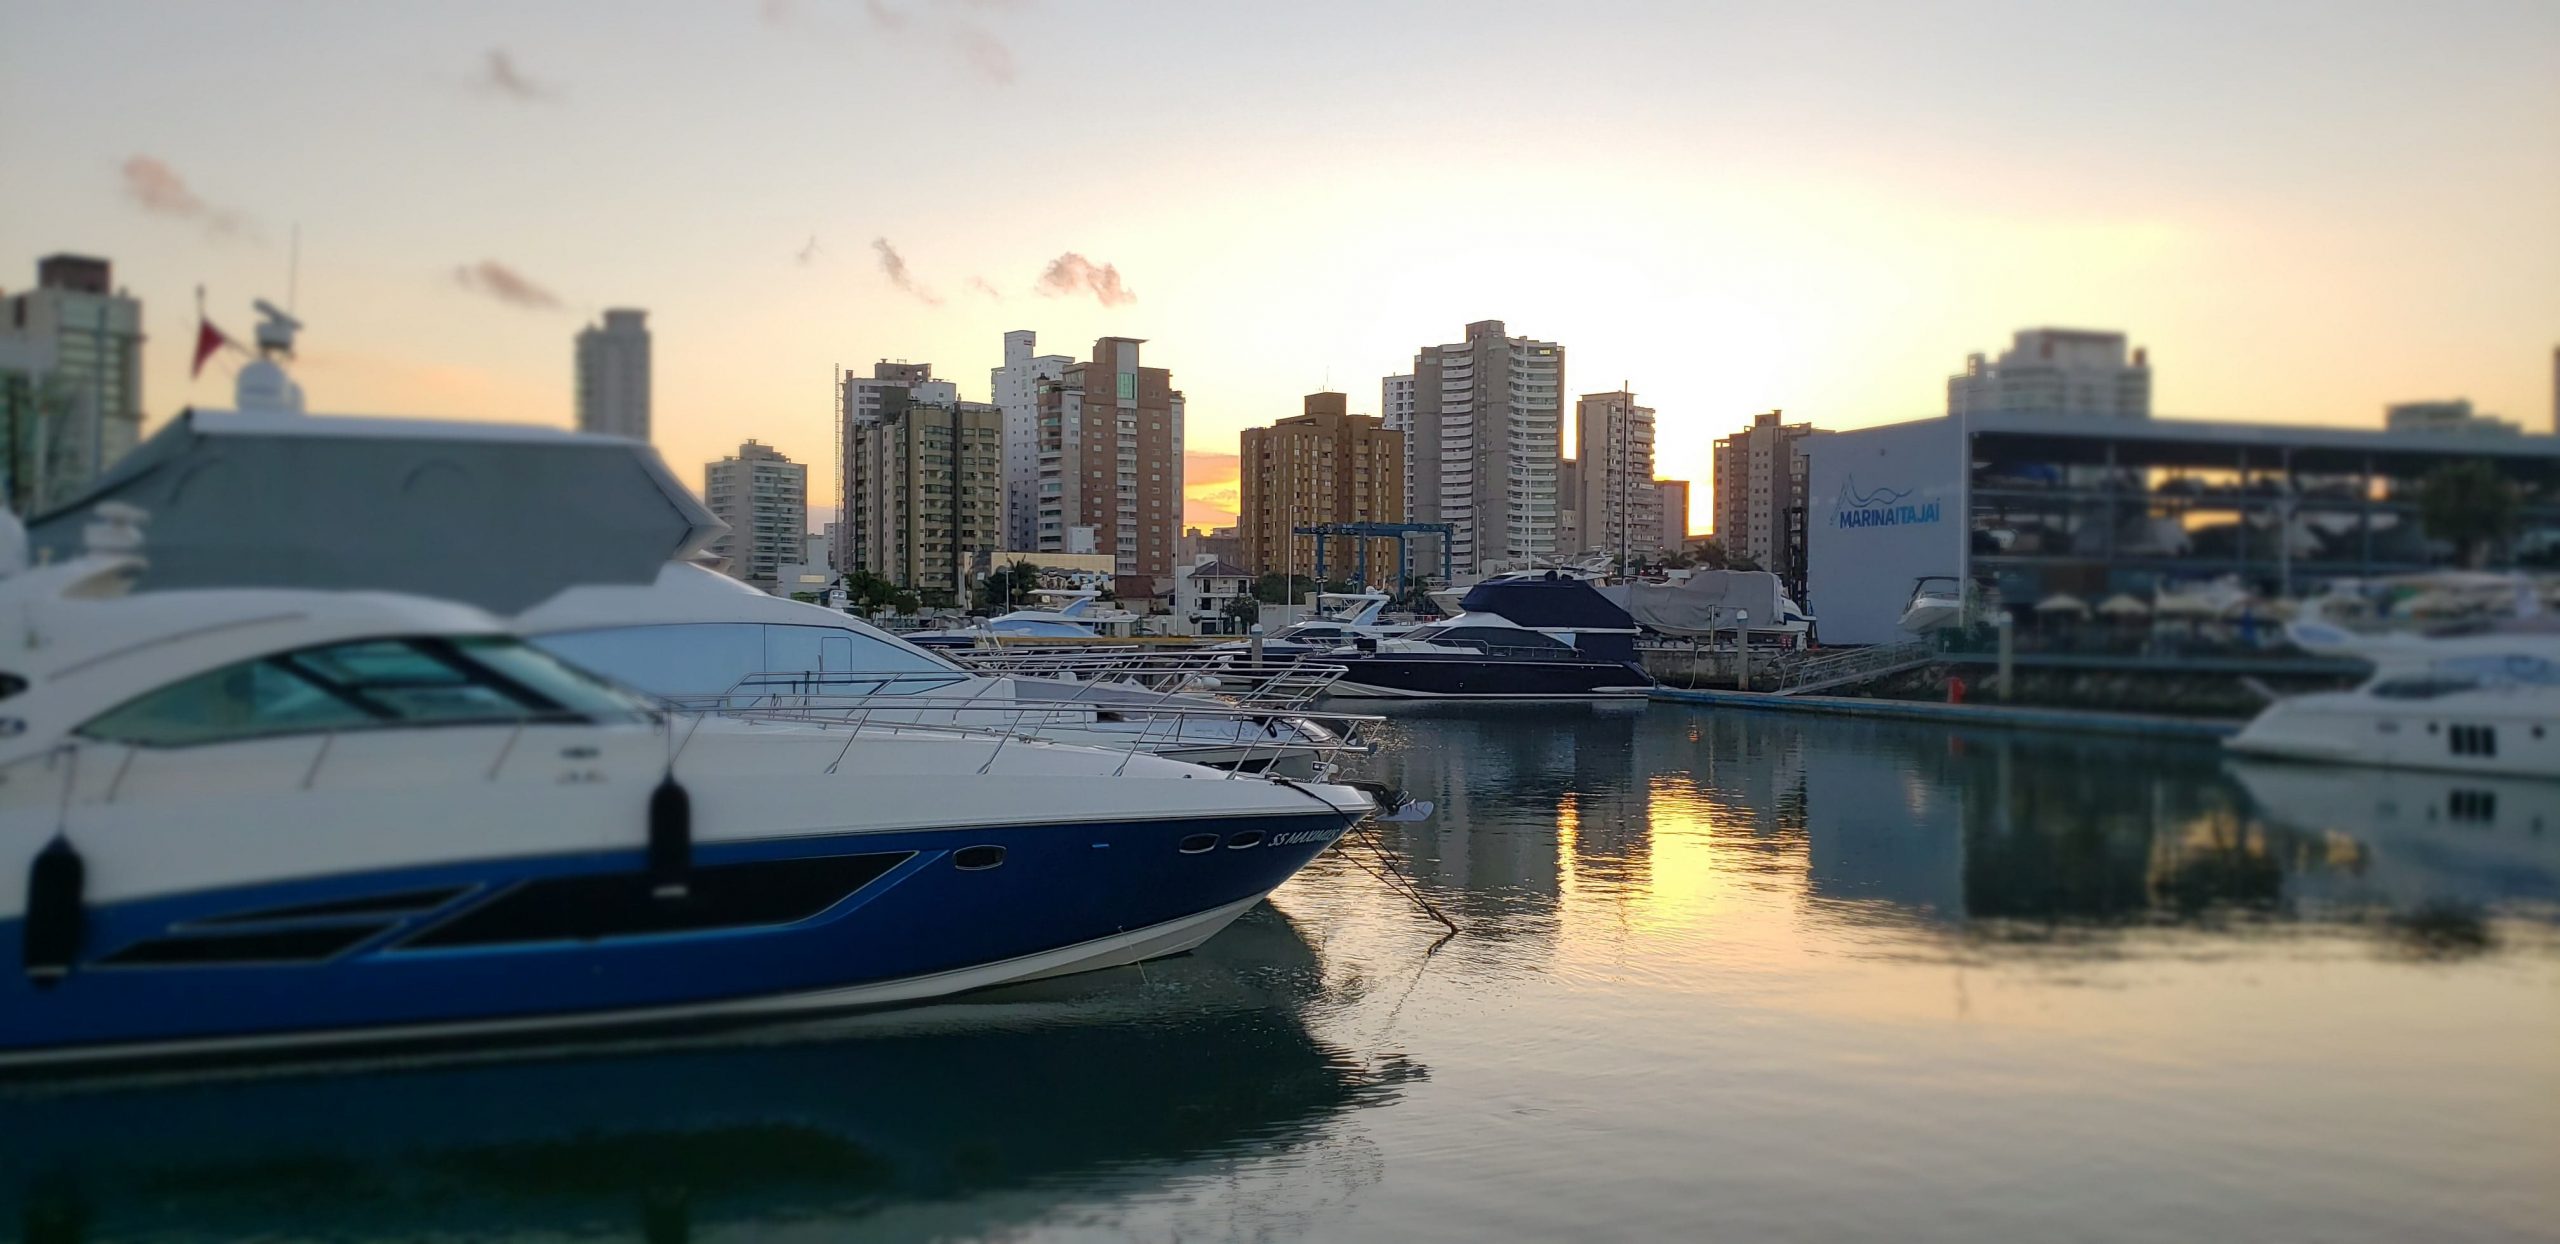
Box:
[0,811,1351,1059]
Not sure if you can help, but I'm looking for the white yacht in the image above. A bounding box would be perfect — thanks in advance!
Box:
[907,590,1131,650]
[1206,591,1412,661]
[520,562,1358,777]
[2226,623,2560,778]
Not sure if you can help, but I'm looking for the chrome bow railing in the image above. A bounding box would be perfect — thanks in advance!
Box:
[671,669,1380,778]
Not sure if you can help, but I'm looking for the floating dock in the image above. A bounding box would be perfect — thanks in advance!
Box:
[1646,686,2240,741]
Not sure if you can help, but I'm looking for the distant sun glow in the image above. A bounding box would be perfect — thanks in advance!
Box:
[3,1,2551,538]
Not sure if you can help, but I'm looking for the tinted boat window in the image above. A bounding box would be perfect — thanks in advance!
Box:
[2371,675,2481,700]
[1444,627,1573,653]
[80,636,649,748]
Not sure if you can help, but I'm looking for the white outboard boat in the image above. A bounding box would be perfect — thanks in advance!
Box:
[2225,617,2560,778]
[520,563,1361,778]
[1897,576,1965,634]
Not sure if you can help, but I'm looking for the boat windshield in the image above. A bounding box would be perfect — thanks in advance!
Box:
[81,635,655,748]
[2435,654,2560,686]
[1271,623,1346,643]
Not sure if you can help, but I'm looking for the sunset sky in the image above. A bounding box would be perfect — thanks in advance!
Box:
[5,1,2555,534]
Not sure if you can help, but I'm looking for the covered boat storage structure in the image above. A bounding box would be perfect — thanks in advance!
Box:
[1802,412,2560,645]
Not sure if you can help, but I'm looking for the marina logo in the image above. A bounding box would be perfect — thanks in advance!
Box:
[1834,477,1940,530]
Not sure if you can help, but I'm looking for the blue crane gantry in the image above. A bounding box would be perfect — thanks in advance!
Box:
[1291,522,1456,590]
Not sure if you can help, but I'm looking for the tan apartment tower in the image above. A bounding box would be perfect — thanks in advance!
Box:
[1711,410,1815,578]
[1573,390,1659,560]
[704,440,807,592]
[1404,320,1563,574]
[846,393,1003,602]
[1036,337,1184,584]
[835,360,959,574]
[1237,392,1406,582]
[1654,478,1691,552]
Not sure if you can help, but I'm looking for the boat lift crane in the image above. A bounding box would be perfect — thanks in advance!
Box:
[1293,521,1455,594]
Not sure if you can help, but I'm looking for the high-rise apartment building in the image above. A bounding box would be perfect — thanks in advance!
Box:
[992,330,1071,551]
[704,439,807,592]
[1404,320,1563,574]
[1236,392,1405,579]
[574,309,651,441]
[1573,390,1659,560]
[0,255,144,514]
[1654,478,1691,553]
[836,360,959,573]
[1381,373,1417,521]
[846,394,1004,600]
[1712,410,1815,578]
[1948,328,2149,419]
[1036,337,1184,582]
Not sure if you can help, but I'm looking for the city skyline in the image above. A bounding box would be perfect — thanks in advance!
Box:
[5,1,2555,535]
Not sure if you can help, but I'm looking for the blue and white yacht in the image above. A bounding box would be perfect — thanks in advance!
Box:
[0,519,1373,1072]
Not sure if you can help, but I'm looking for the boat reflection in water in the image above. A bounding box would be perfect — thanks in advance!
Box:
[1345,704,2560,949]
[1,907,1414,1244]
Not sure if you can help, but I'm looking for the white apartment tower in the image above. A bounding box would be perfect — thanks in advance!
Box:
[1948,328,2149,419]
[836,360,957,573]
[1381,373,1417,522]
[1404,320,1563,574]
[574,309,651,440]
[704,439,808,592]
[992,330,1071,551]
[0,255,145,513]
[1574,391,1660,560]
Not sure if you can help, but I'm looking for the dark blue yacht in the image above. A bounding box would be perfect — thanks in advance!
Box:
[1322,575,1655,699]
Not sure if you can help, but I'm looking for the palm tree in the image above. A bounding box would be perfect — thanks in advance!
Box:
[2417,460,2521,568]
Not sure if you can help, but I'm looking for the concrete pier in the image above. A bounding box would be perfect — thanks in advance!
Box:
[1646,685,2239,741]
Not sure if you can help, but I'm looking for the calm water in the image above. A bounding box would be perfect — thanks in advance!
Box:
[7,706,2558,1242]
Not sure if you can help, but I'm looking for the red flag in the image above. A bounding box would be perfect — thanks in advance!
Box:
[191,317,235,379]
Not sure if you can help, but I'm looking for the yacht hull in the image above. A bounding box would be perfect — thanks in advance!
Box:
[1324,655,1654,699]
[0,811,1351,1072]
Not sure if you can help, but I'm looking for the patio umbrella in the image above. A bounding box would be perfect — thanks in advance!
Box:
[2033,592,2091,617]
[2096,593,2152,619]
[2152,591,2218,618]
